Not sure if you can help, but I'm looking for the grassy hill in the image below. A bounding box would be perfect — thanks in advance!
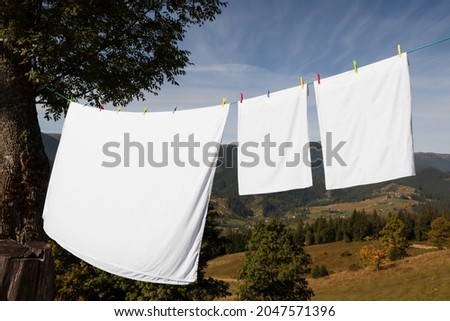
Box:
[205,242,450,300]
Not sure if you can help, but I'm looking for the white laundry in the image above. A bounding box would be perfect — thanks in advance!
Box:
[43,102,229,285]
[314,53,415,190]
[238,86,312,195]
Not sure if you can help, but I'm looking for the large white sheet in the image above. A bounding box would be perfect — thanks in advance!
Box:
[43,102,229,284]
[238,86,312,195]
[314,53,415,190]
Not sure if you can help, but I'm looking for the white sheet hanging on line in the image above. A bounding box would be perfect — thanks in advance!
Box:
[43,102,229,285]
[314,53,415,190]
[238,86,312,195]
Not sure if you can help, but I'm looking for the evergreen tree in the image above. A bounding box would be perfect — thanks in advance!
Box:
[369,210,385,238]
[239,220,313,301]
[350,210,370,241]
[428,217,450,250]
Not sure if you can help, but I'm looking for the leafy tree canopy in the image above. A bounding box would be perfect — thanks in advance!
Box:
[379,215,408,261]
[428,217,450,250]
[0,0,227,119]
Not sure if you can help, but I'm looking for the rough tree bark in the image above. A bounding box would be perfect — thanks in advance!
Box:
[0,39,54,300]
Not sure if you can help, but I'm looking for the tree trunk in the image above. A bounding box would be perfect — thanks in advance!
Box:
[0,239,54,300]
[0,39,54,299]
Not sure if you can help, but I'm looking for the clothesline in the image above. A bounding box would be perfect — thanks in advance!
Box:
[45,35,450,109]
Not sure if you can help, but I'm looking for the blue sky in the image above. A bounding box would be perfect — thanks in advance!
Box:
[38,0,450,153]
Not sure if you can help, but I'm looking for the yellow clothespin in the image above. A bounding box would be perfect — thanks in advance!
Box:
[300,77,305,90]
[143,107,148,115]
[221,97,227,108]
[353,60,358,74]
[117,106,121,113]
[397,44,402,58]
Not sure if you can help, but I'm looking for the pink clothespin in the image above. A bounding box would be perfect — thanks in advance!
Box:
[99,104,105,111]
[240,92,244,103]
[316,73,321,85]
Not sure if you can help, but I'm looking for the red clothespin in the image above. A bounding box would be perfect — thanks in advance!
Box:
[240,92,244,103]
[316,73,321,85]
[99,104,105,111]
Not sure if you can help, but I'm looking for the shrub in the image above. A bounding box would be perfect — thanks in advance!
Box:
[311,265,329,279]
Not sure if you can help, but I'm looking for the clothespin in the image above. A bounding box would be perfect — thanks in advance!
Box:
[240,92,244,103]
[143,107,148,115]
[172,106,177,114]
[221,97,227,108]
[397,44,402,58]
[353,60,358,74]
[117,106,121,113]
[300,77,305,90]
[99,104,105,111]
[267,88,270,98]
[316,73,321,85]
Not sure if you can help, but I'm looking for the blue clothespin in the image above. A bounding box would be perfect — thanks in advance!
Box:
[172,106,177,114]
[267,88,270,98]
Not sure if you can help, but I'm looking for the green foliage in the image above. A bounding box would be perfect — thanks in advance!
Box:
[0,0,226,117]
[239,220,314,301]
[349,210,371,241]
[379,216,409,261]
[311,265,329,279]
[53,208,230,300]
[223,228,250,254]
[428,217,450,249]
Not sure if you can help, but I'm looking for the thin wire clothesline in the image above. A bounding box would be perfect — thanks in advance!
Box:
[225,35,450,107]
[45,35,450,108]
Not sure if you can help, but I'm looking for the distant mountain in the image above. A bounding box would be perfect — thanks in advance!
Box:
[414,152,450,173]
